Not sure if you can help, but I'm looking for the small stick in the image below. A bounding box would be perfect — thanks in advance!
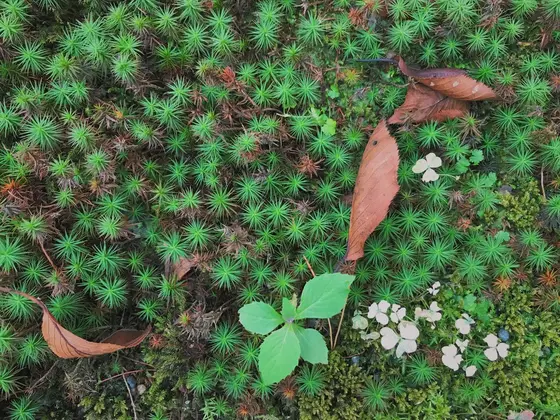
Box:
[27,360,59,393]
[303,256,315,277]
[123,375,138,420]
[333,304,346,349]
[99,369,145,384]
[541,166,547,201]
[39,242,58,272]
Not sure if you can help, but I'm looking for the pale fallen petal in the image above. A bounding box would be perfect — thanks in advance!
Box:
[378,300,390,312]
[399,321,420,340]
[376,312,390,325]
[380,327,399,350]
[464,365,477,377]
[422,168,439,182]
[484,347,498,361]
[412,158,429,173]
[455,318,471,335]
[484,333,499,348]
[425,152,442,168]
[396,339,417,358]
[367,302,379,319]
[442,344,458,357]
[497,342,509,358]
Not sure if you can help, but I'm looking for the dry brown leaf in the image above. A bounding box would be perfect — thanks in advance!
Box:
[171,256,196,280]
[0,288,150,358]
[397,57,498,101]
[346,120,400,261]
[388,83,470,124]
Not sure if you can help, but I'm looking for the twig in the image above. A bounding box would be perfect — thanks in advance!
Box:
[541,166,547,201]
[27,360,59,393]
[39,242,58,272]
[303,257,334,347]
[123,375,138,420]
[303,256,315,277]
[332,304,346,349]
[99,369,146,384]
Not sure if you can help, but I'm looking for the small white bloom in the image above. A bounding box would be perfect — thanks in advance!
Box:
[379,321,419,358]
[483,333,509,361]
[456,339,469,353]
[352,312,368,330]
[427,281,441,295]
[413,153,442,183]
[414,302,441,328]
[464,365,477,377]
[455,313,475,335]
[390,304,406,323]
[360,331,381,341]
[367,300,390,325]
[442,344,463,371]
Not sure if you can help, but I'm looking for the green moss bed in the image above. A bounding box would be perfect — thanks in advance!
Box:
[0,0,560,419]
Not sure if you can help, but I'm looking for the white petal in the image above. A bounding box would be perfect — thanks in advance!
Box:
[352,314,368,330]
[422,168,439,182]
[376,312,389,325]
[390,312,399,323]
[462,313,475,324]
[484,333,499,348]
[455,319,471,334]
[380,327,399,350]
[484,347,498,361]
[427,288,436,295]
[442,344,458,357]
[412,159,429,173]
[427,312,442,322]
[497,343,509,358]
[399,321,420,340]
[414,307,424,320]
[433,281,441,288]
[378,300,390,313]
[391,304,401,312]
[425,153,442,168]
[396,339,417,358]
[464,365,477,377]
[397,307,406,319]
[429,301,441,312]
[360,331,380,341]
[442,354,460,370]
[367,302,379,319]
[456,339,469,352]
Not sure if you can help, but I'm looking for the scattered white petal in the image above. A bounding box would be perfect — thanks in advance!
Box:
[497,342,509,358]
[352,313,368,330]
[396,339,417,358]
[378,300,390,312]
[456,339,469,353]
[442,344,463,370]
[484,333,499,348]
[455,318,472,335]
[360,331,380,341]
[412,159,429,173]
[464,365,477,377]
[399,321,419,340]
[425,152,442,168]
[380,327,399,350]
[484,347,498,361]
[422,168,440,182]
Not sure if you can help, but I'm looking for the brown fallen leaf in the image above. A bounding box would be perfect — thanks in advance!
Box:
[397,57,497,101]
[388,83,469,124]
[345,120,400,261]
[0,287,150,358]
[171,256,196,280]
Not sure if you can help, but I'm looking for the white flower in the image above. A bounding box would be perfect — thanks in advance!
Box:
[352,312,368,330]
[455,313,475,335]
[483,333,509,361]
[367,300,390,325]
[380,321,420,358]
[456,339,469,353]
[360,331,380,341]
[390,304,406,323]
[464,365,477,377]
[441,344,463,371]
[412,153,442,183]
[427,281,441,295]
[414,302,441,329]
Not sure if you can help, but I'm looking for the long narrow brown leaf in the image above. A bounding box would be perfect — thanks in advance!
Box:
[397,57,498,101]
[0,288,150,358]
[388,83,470,124]
[346,120,400,261]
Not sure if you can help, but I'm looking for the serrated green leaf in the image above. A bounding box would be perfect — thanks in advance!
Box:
[258,325,300,385]
[463,294,477,312]
[238,302,283,335]
[321,118,336,136]
[295,327,328,364]
[470,149,484,165]
[295,273,355,320]
[282,298,296,322]
[494,230,510,243]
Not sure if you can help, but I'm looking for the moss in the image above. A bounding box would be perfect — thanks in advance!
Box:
[297,351,368,420]
[489,177,543,229]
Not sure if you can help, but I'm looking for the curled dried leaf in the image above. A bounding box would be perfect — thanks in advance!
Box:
[397,57,498,101]
[346,120,400,261]
[0,288,150,358]
[388,84,469,125]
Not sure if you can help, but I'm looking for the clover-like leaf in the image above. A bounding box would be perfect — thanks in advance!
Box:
[296,273,355,319]
[258,325,300,385]
[238,302,284,335]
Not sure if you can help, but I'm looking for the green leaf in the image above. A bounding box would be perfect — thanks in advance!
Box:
[463,294,477,312]
[282,298,297,322]
[321,118,336,136]
[327,85,339,99]
[469,149,484,165]
[258,325,300,385]
[494,230,510,243]
[238,302,283,335]
[295,273,355,320]
[295,327,328,364]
